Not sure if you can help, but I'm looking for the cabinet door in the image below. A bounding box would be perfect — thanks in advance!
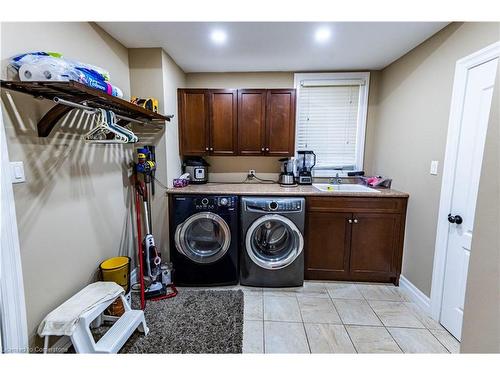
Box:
[178,89,209,155]
[209,89,237,155]
[237,89,266,155]
[305,211,352,279]
[349,213,402,277]
[265,89,296,156]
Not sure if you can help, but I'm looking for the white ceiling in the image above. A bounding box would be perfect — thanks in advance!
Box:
[98,22,448,73]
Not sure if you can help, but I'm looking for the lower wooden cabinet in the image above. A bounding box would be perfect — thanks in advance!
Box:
[305,196,408,285]
[305,211,351,279]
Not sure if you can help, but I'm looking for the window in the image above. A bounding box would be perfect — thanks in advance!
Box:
[294,72,370,177]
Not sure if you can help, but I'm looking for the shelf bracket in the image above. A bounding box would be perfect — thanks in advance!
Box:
[37,97,92,137]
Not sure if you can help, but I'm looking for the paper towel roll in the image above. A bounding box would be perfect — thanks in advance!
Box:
[19,63,62,81]
[18,62,123,98]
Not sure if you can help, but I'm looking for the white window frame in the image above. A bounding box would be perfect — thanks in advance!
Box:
[294,72,370,177]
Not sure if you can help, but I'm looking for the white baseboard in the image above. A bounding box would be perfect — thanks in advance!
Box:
[399,275,431,314]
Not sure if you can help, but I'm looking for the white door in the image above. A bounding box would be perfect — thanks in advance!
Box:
[1,108,29,352]
[440,56,499,340]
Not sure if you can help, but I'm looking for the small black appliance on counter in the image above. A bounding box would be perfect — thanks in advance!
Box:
[182,157,209,184]
[296,150,316,185]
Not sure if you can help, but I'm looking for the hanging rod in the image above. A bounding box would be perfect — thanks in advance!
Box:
[53,97,164,127]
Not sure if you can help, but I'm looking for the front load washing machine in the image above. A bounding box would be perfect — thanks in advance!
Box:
[171,195,239,286]
[240,196,305,287]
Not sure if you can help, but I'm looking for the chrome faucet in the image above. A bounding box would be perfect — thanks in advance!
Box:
[330,173,342,185]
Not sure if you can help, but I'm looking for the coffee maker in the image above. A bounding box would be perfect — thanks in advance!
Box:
[296,150,316,185]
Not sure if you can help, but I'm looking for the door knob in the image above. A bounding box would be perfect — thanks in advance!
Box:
[448,214,463,225]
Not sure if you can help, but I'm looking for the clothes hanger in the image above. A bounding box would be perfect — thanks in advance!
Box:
[84,109,137,143]
[106,111,138,143]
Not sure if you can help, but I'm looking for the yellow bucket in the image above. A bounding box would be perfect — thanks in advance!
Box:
[99,256,130,293]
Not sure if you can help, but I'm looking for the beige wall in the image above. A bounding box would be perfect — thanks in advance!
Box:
[128,48,186,258]
[128,48,168,254]
[461,65,500,353]
[1,22,134,346]
[162,50,186,186]
[367,22,500,296]
[186,72,294,89]
[186,71,380,181]
[160,50,186,259]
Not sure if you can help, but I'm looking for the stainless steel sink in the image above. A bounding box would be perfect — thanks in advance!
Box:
[312,183,380,193]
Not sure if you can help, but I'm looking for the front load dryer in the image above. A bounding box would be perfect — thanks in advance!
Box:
[240,196,305,287]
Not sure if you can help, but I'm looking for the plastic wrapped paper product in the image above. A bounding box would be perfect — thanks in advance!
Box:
[18,62,69,81]
[9,52,123,98]
[77,74,123,97]
[9,52,111,82]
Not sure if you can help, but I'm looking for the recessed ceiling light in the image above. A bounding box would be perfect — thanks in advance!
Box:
[315,27,331,43]
[210,30,227,45]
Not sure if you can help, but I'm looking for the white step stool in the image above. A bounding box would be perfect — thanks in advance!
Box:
[43,293,149,354]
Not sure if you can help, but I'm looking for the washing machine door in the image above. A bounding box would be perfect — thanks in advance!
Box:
[175,212,231,264]
[245,214,304,270]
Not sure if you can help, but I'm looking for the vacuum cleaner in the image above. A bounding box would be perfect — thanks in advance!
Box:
[134,146,177,308]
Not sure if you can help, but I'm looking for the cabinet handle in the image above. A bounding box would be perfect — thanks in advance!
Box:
[353,219,358,224]
[205,147,209,151]
[348,219,353,223]
[266,147,270,151]
[261,147,265,151]
[210,147,214,151]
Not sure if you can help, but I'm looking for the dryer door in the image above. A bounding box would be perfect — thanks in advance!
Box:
[175,212,231,264]
[246,214,304,270]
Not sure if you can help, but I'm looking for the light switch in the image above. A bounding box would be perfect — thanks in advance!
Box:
[10,161,26,183]
[430,160,439,175]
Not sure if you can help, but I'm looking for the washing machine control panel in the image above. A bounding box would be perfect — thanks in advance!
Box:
[194,196,236,210]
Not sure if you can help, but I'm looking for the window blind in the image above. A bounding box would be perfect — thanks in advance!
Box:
[296,83,361,170]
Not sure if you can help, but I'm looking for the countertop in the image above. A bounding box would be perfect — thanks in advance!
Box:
[166,183,409,198]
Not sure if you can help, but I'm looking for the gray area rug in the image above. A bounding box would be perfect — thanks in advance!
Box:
[93,290,244,354]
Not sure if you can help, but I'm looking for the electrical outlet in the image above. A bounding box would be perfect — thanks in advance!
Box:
[248,169,256,179]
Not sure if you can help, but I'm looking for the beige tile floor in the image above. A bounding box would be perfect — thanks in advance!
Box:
[213,281,459,354]
[180,281,460,353]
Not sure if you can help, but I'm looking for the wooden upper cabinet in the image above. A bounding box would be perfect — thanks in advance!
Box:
[178,89,209,156]
[209,89,237,155]
[178,88,296,156]
[266,89,296,156]
[237,90,267,155]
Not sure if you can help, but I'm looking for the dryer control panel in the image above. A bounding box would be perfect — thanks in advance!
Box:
[244,197,304,213]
